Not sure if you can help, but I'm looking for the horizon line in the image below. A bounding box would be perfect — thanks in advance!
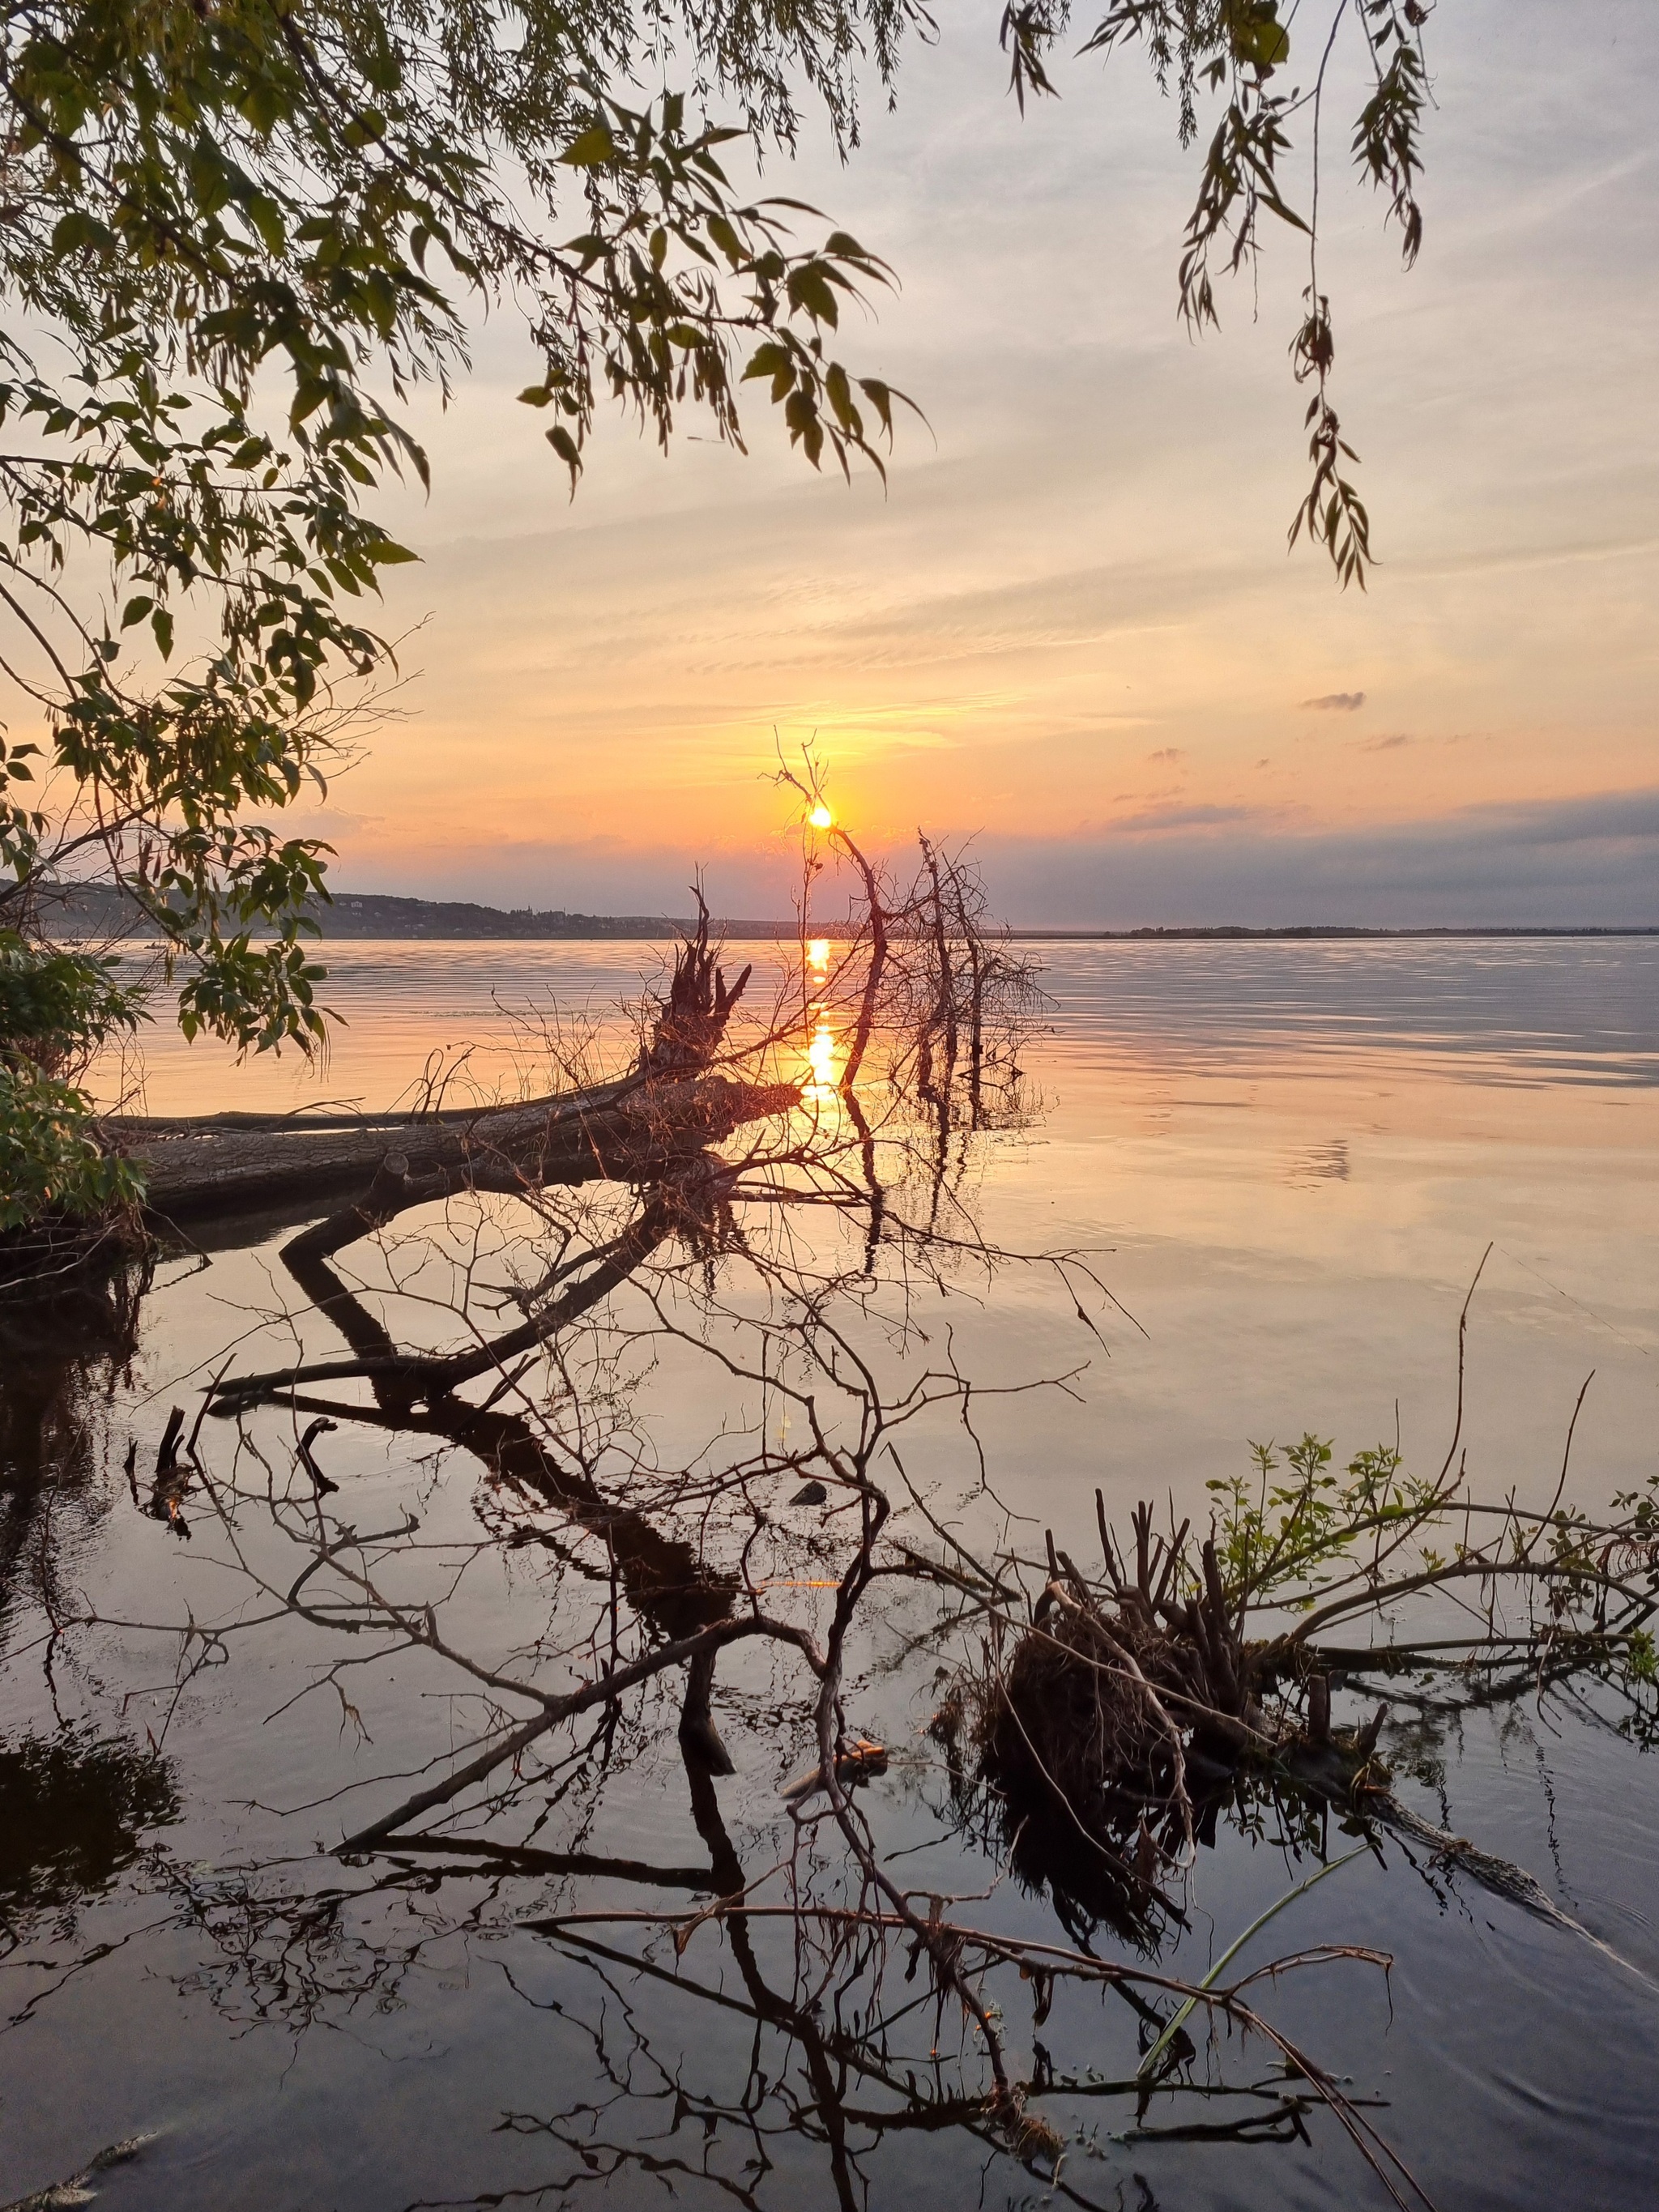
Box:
[43,880,1658,941]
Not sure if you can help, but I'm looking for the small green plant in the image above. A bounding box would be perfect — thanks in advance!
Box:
[1627,1629,1658,1688]
[1205,1430,1444,1615]
[1196,1430,1659,1728]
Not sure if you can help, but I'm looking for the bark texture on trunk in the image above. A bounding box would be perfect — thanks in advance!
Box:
[115,1076,799,1224]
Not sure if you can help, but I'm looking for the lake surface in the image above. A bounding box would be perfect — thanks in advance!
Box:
[5,937,1657,2209]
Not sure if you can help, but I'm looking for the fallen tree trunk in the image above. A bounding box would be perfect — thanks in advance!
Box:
[102,901,777,1228]
[117,1074,799,1225]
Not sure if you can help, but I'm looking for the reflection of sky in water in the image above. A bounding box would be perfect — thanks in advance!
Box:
[23,935,1659,2208]
[107,940,1656,1491]
[104,939,1657,1417]
[99,938,1657,1464]
[1038,936,1659,1088]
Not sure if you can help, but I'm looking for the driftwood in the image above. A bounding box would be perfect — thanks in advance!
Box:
[115,1074,797,1225]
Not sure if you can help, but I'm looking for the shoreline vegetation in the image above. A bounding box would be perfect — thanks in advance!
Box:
[39,881,1658,944]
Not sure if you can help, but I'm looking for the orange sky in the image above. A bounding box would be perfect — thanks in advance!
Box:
[196,3,1659,919]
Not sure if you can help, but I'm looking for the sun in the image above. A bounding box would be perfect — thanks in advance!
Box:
[808,803,833,829]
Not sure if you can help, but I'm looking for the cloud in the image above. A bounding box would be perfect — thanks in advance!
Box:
[1300,692,1367,712]
[978,786,1659,927]
[1106,802,1257,833]
[1359,732,1412,751]
[1145,747,1185,763]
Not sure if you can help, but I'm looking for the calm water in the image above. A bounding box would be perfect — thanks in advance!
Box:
[5,938,1657,2209]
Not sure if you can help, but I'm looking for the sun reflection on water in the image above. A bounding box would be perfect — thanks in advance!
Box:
[801,939,842,1097]
[805,1015,840,1095]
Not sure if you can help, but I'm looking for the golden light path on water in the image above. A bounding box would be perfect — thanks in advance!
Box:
[801,936,841,1097]
[804,1016,840,1095]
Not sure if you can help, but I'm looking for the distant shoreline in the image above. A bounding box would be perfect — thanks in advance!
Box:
[39,884,1657,943]
[1004,924,1659,941]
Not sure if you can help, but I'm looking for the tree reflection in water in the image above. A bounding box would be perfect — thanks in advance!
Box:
[0,1259,147,1646]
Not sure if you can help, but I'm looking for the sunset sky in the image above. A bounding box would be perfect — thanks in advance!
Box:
[307,0,1656,926]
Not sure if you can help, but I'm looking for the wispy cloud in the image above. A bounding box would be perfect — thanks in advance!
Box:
[1300,691,1367,712]
[1360,732,1412,751]
[1107,802,1256,833]
[1146,746,1185,763]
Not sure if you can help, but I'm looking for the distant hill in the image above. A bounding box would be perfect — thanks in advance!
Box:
[39,883,793,940]
[311,893,723,940]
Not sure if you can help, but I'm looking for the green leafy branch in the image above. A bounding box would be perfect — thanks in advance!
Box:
[1064,0,1436,584]
[0,0,923,1211]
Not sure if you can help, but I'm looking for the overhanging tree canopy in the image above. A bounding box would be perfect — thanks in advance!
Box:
[0,0,915,1038]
